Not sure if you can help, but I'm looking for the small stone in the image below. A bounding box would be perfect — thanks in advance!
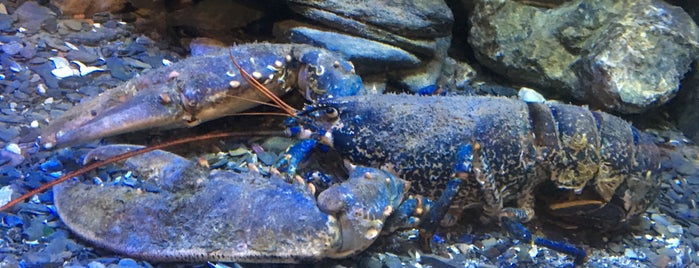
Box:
[15,2,55,33]
[63,19,84,31]
[624,248,639,259]
[39,158,63,172]
[652,254,672,267]
[607,242,624,254]
[519,87,546,103]
[4,143,20,155]
[1,41,23,55]
[116,258,140,268]
[0,185,12,207]
[0,14,14,32]
[257,152,278,166]
[37,83,47,95]
[0,125,19,142]
[72,60,105,76]
[87,261,106,268]
[105,57,134,80]
[66,48,99,63]
[21,251,51,268]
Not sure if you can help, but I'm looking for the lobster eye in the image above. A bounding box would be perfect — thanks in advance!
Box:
[324,107,338,119]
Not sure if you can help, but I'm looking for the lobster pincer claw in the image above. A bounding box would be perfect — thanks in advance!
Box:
[40,43,363,149]
[41,82,188,149]
[54,145,409,262]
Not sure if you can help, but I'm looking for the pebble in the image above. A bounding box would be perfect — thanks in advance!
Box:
[87,261,107,268]
[1,41,23,55]
[14,2,55,34]
[63,20,84,31]
[66,47,99,63]
[257,152,279,166]
[518,87,546,103]
[105,57,133,80]
[0,185,12,207]
[72,60,106,76]
[624,248,640,259]
[0,125,19,142]
[4,143,20,155]
[0,14,13,32]
[116,258,141,268]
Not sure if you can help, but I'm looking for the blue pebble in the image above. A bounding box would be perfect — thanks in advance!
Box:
[2,214,23,227]
[39,158,63,172]
[117,258,140,268]
[432,234,446,244]
[457,233,475,244]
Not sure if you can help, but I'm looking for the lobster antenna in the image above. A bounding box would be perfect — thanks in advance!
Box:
[228,95,284,109]
[0,130,285,212]
[228,50,297,116]
[227,112,295,117]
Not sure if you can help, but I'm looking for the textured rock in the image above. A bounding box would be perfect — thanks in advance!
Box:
[277,22,420,74]
[50,0,125,16]
[469,0,699,113]
[167,0,263,42]
[14,2,56,33]
[391,36,452,93]
[670,67,699,143]
[287,0,453,58]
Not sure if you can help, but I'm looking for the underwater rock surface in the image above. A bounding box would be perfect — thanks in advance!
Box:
[469,0,699,113]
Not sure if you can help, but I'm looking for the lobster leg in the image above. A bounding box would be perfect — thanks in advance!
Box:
[502,217,587,264]
[274,138,318,176]
[439,142,588,264]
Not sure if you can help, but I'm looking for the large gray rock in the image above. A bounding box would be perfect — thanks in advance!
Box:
[279,0,456,94]
[469,0,699,113]
[274,21,421,74]
[287,0,453,58]
[670,67,699,143]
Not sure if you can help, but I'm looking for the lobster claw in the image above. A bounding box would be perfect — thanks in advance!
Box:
[39,44,303,149]
[40,43,363,149]
[40,82,188,149]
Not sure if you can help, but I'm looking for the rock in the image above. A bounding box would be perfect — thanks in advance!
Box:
[14,2,56,34]
[50,0,126,17]
[167,0,263,43]
[0,41,21,55]
[64,26,122,45]
[577,0,699,113]
[670,67,699,143]
[105,57,134,81]
[288,0,453,57]
[0,123,19,142]
[0,14,15,32]
[278,23,421,73]
[65,47,99,63]
[62,19,84,31]
[469,0,699,113]
[392,36,452,93]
